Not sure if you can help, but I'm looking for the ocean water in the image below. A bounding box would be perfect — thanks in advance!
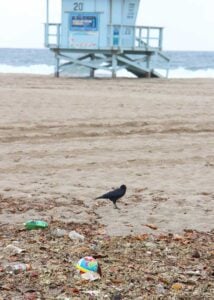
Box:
[0,48,214,78]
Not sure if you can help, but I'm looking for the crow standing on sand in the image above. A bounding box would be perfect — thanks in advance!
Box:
[95,185,127,209]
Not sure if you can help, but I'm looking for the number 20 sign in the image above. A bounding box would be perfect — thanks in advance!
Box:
[73,2,83,11]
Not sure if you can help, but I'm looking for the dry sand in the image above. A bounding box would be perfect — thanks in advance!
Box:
[0,74,213,236]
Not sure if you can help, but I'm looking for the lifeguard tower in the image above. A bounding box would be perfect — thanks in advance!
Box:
[44,0,170,77]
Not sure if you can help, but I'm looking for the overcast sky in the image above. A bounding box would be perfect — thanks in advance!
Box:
[0,0,213,50]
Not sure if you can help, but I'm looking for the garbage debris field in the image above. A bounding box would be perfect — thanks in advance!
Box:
[0,220,213,299]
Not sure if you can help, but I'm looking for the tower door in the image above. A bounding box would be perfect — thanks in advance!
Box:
[69,12,100,48]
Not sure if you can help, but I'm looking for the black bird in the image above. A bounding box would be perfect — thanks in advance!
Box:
[95,185,127,209]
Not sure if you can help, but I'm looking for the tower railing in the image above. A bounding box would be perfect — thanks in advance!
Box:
[44,23,163,50]
[45,23,61,48]
[107,25,163,50]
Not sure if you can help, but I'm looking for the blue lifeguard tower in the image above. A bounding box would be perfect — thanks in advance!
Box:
[44,0,169,77]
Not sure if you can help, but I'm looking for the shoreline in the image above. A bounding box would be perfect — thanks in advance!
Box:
[1,73,214,78]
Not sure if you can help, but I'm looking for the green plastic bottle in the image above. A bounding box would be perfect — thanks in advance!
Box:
[24,220,48,230]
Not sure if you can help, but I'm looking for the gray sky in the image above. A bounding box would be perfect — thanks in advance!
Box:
[0,0,213,50]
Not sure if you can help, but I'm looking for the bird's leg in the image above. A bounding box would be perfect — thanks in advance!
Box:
[114,202,120,209]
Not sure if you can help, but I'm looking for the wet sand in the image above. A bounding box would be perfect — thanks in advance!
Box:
[0,74,213,235]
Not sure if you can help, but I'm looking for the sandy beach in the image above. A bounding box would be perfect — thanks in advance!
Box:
[0,74,214,235]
